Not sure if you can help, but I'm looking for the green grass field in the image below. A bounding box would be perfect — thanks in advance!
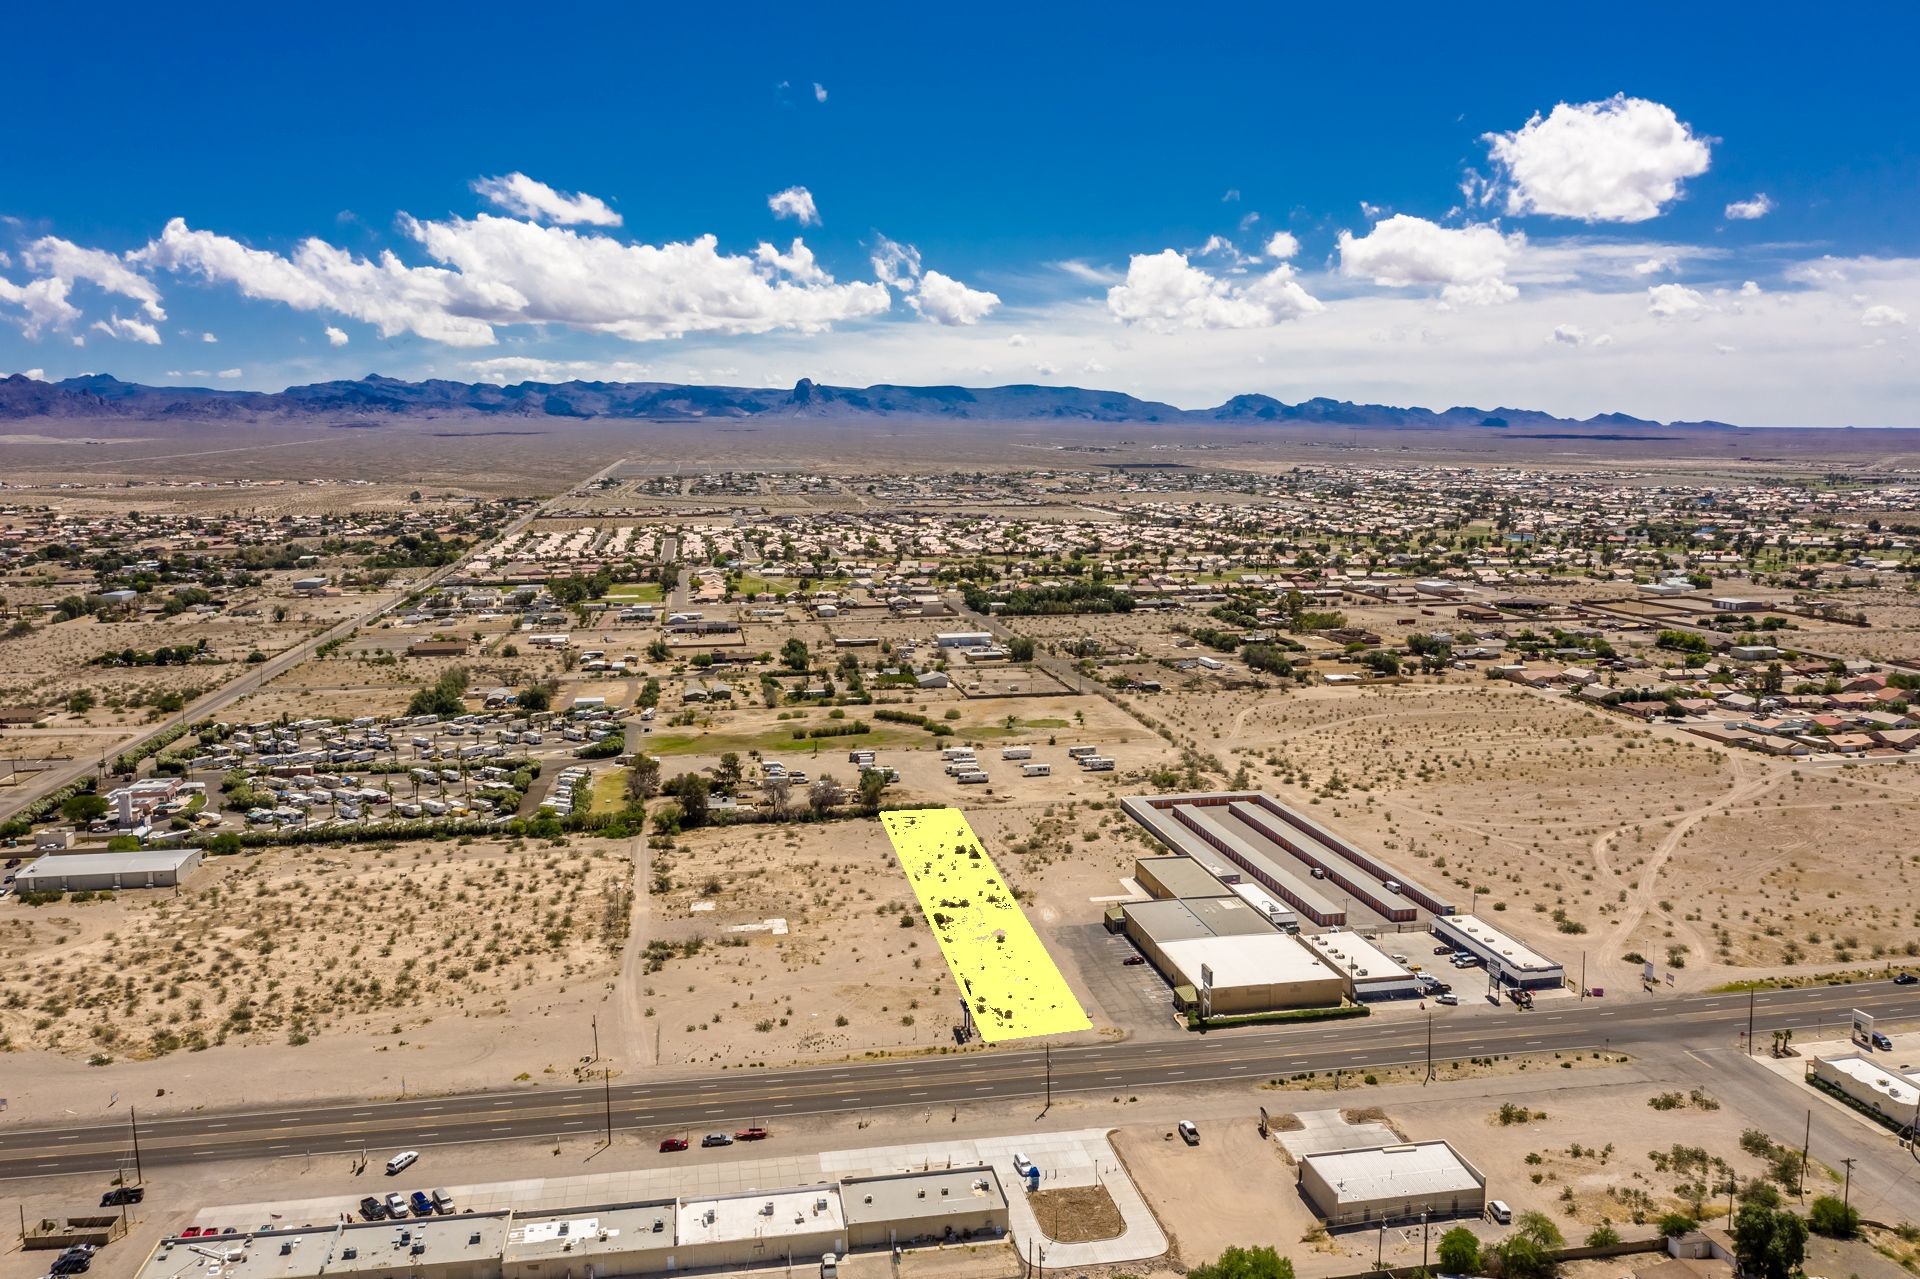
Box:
[606,583,666,603]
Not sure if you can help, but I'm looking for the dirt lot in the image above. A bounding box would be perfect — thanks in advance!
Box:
[0,837,633,1119]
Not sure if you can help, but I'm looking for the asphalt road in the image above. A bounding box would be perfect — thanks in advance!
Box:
[6,982,1913,1181]
[0,461,623,825]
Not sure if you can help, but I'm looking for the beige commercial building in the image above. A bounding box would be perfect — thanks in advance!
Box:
[137,1169,1008,1279]
[1298,1142,1488,1228]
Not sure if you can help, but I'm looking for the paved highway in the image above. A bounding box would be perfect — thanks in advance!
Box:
[0,461,624,825]
[5,981,1912,1181]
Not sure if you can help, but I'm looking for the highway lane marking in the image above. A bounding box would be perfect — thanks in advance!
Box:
[418,1132,439,1138]
[831,1073,850,1079]
[423,1106,444,1112]
[909,1091,928,1097]
[56,1136,79,1142]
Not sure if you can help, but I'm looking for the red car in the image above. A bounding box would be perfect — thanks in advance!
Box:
[658,1137,689,1152]
[180,1228,203,1239]
[735,1127,770,1141]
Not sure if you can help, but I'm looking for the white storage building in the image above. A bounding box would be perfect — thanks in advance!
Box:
[1298,1141,1488,1227]
[1432,914,1564,991]
[16,848,202,892]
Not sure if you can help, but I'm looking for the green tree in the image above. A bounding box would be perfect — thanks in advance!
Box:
[66,689,96,715]
[516,682,553,712]
[857,767,889,812]
[1657,1213,1697,1238]
[1008,635,1035,662]
[1490,1212,1564,1279]
[62,793,110,825]
[625,755,662,803]
[713,752,744,795]
[1187,1246,1295,1279]
[1437,1226,1481,1274]
[1732,1203,1808,1279]
[406,666,470,717]
[664,772,710,827]
[1585,1224,1621,1247]
[1807,1195,1859,1239]
[782,637,812,672]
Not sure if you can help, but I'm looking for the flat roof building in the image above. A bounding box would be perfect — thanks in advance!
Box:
[1134,855,1231,902]
[842,1167,1007,1248]
[1159,934,1345,1014]
[1433,914,1564,990]
[17,847,202,893]
[1298,930,1421,1001]
[1298,1142,1488,1228]
[501,1202,677,1276]
[1811,1054,1920,1130]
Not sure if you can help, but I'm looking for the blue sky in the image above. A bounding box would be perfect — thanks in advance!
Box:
[4,2,1918,424]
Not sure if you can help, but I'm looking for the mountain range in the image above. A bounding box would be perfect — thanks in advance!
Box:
[0,372,1740,432]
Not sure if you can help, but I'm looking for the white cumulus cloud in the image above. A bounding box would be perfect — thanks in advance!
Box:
[1724,194,1774,221]
[909,270,1000,325]
[470,173,622,227]
[1264,232,1300,261]
[216,368,242,379]
[1647,283,1711,318]
[325,325,349,346]
[135,213,890,347]
[1107,248,1322,331]
[813,82,827,103]
[1337,214,1521,306]
[0,236,168,340]
[91,313,162,344]
[1484,95,1711,223]
[1549,324,1586,346]
[767,186,821,227]
[1861,304,1908,327]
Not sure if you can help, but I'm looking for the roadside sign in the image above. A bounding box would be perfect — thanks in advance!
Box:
[1642,960,1655,984]
[1853,1009,1875,1044]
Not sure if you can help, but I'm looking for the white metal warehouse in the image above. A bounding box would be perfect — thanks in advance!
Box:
[15,848,202,892]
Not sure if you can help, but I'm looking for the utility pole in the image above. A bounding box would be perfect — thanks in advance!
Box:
[1841,1157,1856,1211]
[603,1059,614,1147]
[1421,1212,1430,1273]
[1747,989,1755,1056]
[129,1104,143,1184]
[591,1014,600,1065]
[1798,1110,1811,1201]
[1039,1046,1052,1117]
[1425,1010,1435,1085]
[1376,1221,1385,1270]
[1580,951,1586,999]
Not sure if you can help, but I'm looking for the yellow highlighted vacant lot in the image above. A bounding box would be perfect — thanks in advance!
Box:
[879,808,1091,1043]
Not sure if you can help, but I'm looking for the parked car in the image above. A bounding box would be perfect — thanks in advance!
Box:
[180,1227,204,1239]
[385,1193,410,1217]
[659,1137,689,1152]
[359,1196,386,1221]
[431,1189,454,1214]
[409,1190,434,1216]
[1434,993,1459,1006]
[1122,955,1146,966]
[1177,1120,1199,1145]
[1433,945,1452,955]
[1895,973,1918,985]
[1012,1153,1034,1176]
[702,1133,733,1147]
[100,1186,144,1207]
[1872,1031,1895,1051]
[735,1127,770,1141]
[385,1150,419,1175]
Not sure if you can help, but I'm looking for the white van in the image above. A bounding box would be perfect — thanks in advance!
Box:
[1487,1199,1512,1225]
[386,1150,420,1175]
